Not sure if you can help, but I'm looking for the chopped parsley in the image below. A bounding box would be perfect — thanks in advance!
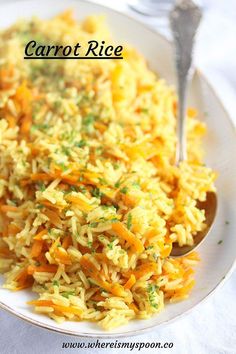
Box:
[75,140,87,148]
[95,147,103,155]
[218,240,223,245]
[225,221,230,225]
[91,187,103,198]
[110,218,119,223]
[120,186,128,194]
[87,241,93,248]
[147,284,159,309]
[83,113,95,133]
[57,162,68,172]
[53,100,61,110]
[107,241,114,250]
[61,146,71,156]
[98,177,107,185]
[61,291,75,298]
[113,163,119,170]
[69,185,79,192]
[132,181,141,189]
[127,213,132,230]
[114,181,121,188]
[78,185,87,194]
[52,280,59,287]
[89,222,98,228]
[37,181,46,192]
[31,123,50,132]
[141,108,149,114]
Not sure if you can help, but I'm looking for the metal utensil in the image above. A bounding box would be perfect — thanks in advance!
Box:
[169,0,217,257]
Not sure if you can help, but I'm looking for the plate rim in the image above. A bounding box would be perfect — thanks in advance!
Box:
[0,0,235,339]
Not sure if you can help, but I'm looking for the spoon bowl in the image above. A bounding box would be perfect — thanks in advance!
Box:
[170,191,217,257]
[169,0,218,257]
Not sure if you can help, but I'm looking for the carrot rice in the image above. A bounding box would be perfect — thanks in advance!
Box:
[0,10,216,330]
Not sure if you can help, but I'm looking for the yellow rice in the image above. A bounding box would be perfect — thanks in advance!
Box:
[0,10,216,330]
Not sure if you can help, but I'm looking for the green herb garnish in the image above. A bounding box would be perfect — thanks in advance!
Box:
[147,284,159,309]
[113,163,119,170]
[75,140,87,148]
[61,146,71,156]
[87,241,93,248]
[83,113,95,132]
[91,188,103,198]
[61,291,75,298]
[52,280,59,287]
[127,213,132,230]
[107,241,114,250]
[120,186,128,194]
[89,222,98,228]
[37,181,46,192]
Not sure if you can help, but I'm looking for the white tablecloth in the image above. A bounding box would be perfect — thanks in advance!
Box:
[0,1,236,353]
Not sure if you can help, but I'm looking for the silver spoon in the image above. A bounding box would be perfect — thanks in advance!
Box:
[169,0,217,257]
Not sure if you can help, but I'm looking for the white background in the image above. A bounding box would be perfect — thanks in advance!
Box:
[0,1,236,353]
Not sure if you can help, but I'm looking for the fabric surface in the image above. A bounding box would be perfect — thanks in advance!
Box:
[0,0,236,353]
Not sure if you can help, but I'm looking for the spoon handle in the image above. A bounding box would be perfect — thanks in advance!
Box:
[169,0,202,164]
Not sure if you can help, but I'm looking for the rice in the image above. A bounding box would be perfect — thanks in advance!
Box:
[0,10,216,330]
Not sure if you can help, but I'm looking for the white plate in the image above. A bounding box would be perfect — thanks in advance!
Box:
[0,0,236,339]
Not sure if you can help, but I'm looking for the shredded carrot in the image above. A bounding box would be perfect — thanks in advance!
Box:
[121,194,138,208]
[8,224,21,235]
[43,209,62,228]
[111,222,144,253]
[91,294,105,302]
[28,299,82,316]
[0,247,13,258]
[94,121,107,133]
[52,304,82,316]
[31,239,44,258]
[5,113,16,128]
[66,195,94,212]
[80,255,126,297]
[31,173,53,182]
[33,229,47,240]
[41,200,63,210]
[128,302,139,314]
[94,253,108,263]
[54,247,72,265]
[13,81,33,135]
[0,65,14,90]
[1,205,19,212]
[27,264,58,275]
[125,262,157,280]
[183,268,195,279]
[124,274,136,290]
[14,278,34,291]
[29,299,82,317]
[123,142,155,160]
[80,255,99,274]
[28,299,54,307]
[62,235,72,249]
[15,267,29,282]
[144,228,158,241]
[49,236,61,254]
[160,243,172,258]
